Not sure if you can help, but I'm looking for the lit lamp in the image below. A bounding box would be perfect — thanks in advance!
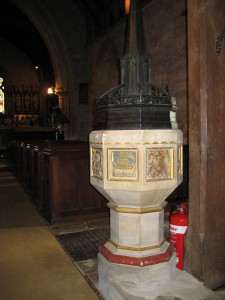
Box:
[47,87,54,94]
[47,87,59,111]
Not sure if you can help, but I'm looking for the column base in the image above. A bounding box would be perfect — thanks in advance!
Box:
[98,241,176,300]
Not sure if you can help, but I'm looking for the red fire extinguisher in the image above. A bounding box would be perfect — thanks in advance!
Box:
[169,202,188,270]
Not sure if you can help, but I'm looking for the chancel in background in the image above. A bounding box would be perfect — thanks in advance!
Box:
[46,87,69,139]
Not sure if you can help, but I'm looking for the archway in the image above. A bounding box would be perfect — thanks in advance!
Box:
[11,0,75,137]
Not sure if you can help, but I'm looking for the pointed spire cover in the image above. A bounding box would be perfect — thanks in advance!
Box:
[126,0,146,57]
[122,0,150,95]
[94,0,178,130]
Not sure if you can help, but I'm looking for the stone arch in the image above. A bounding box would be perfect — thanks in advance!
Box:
[12,0,74,136]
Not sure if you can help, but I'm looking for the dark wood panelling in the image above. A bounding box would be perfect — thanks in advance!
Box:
[9,140,107,225]
[42,145,106,224]
[186,0,225,289]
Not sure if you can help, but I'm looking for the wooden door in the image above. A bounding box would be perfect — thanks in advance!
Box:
[186,0,225,289]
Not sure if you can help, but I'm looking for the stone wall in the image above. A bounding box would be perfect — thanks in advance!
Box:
[0,39,39,87]
[144,0,187,143]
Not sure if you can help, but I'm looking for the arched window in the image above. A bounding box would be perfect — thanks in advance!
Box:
[0,77,5,113]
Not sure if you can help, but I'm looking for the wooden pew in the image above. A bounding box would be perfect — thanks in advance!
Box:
[39,142,106,224]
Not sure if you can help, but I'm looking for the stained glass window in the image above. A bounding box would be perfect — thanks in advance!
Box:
[0,77,5,113]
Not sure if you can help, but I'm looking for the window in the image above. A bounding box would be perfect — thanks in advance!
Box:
[0,77,4,113]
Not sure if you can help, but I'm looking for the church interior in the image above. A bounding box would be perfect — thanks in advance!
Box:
[0,0,225,299]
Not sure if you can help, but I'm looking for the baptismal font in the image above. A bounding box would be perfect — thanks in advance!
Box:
[89,0,183,298]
